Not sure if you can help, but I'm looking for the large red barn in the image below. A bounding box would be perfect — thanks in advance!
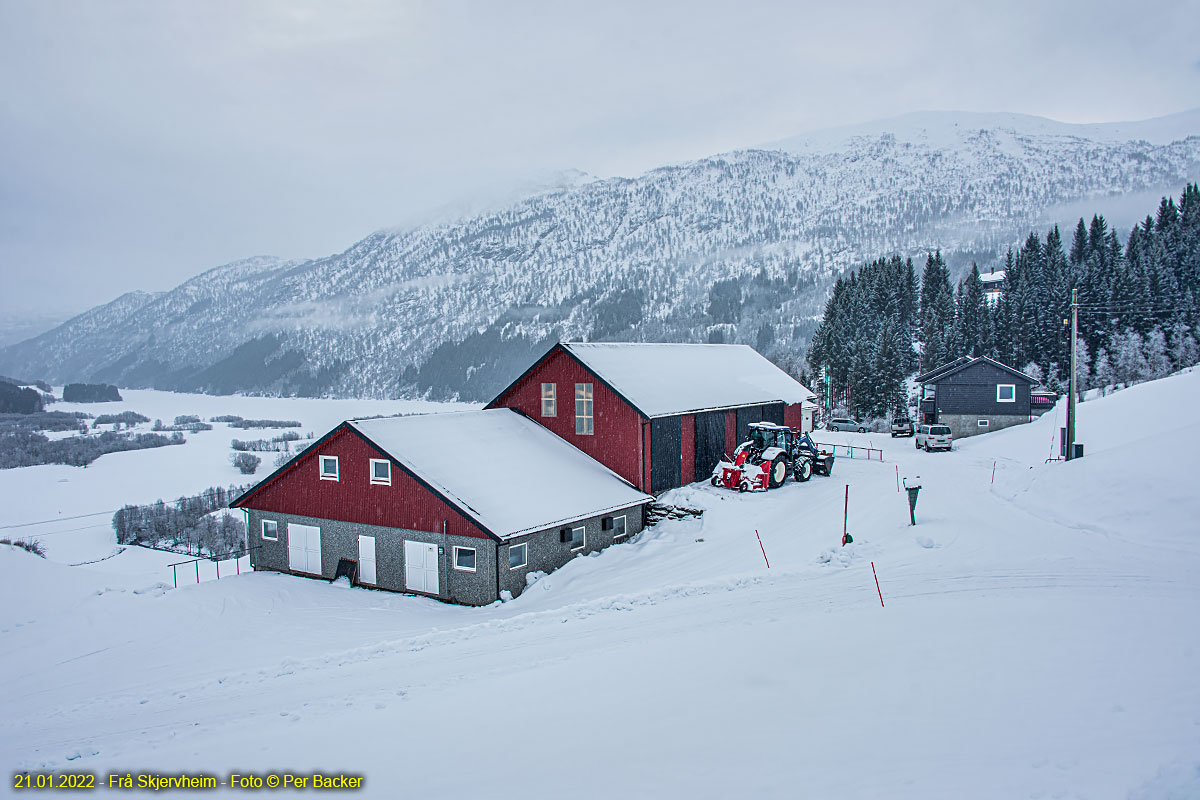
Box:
[486,342,818,494]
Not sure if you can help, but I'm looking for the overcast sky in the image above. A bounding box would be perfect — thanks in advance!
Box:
[1,0,1198,319]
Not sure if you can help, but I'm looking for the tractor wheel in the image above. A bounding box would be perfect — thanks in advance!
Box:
[794,458,813,482]
[710,475,719,487]
[768,455,788,488]
[738,480,749,493]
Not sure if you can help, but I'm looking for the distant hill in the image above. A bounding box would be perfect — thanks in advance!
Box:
[2,110,1197,401]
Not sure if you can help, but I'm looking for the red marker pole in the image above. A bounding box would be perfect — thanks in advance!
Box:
[896,464,900,492]
[755,529,770,568]
[991,460,996,484]
[871,561,884,607]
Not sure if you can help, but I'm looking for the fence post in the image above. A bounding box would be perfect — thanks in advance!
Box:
[195,561,199,584]
[172,564,178,589]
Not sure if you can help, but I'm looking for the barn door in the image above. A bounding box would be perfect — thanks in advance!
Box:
[736,406,764,445]
[761,402,785,426]
[650,416,682,493]
[694,411,726,480]
[287,523,322,575]
[404,540,440,595]
[358,535,377,585]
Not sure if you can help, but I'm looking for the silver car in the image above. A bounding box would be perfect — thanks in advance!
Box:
[826,417,866,433]
[915,424,953,451]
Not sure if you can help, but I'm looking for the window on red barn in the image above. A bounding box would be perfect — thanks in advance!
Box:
[541,383,556,417]
[575,383,593,435]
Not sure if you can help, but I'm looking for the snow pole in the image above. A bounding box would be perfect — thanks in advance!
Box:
[895,464,900,492]
[871,561,884,608]
[755,529,770,568]
[991,460,996,484]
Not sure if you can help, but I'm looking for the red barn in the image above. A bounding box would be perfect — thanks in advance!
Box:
[486,342,818,494]
[231,409,651,605]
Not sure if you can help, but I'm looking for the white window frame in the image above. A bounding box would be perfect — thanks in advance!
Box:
[977,419,990,428]
[612,514,627,539]
[541,383,556,417]
[452,545,477,572]
[575,383,594,435]
[369,458,391,486]
[996,384,1016,403]
[508,542,528,570]
[261,519,279,541]
[569,525,585,551]
[319,455,339,481]
[923,385,935,400]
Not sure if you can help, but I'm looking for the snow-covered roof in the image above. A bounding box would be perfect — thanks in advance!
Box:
[349,409,651,540]
[560,342,816,418]
[979,270,1006,285]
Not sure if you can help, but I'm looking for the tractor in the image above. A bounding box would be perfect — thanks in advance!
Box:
[710,422,835,492]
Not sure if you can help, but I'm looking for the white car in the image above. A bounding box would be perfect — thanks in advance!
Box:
[915,424,953,451]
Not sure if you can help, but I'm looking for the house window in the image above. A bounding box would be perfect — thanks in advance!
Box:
[541,383,556,417]
[613,515,627,538]
[923,385,935,400]
[319,455,339,481]
[261,520,279,541]
[978,419,990,428]
[602,514,627,538]
[997,384,1016,403]
[453,546,477,572]
[575,383,593,435]
[370,459,391,486]
[508,543,528,570]
[568,526,585,551]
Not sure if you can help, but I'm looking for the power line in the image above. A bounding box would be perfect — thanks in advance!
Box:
[0,509,120,530]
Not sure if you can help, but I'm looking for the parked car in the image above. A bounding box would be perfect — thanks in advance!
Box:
[826,417,866,433]
[915,424,953,451]
[890,417,915,437]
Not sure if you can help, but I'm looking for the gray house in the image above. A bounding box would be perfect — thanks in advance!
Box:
[231,408,653,605]
[915,356,1039,439]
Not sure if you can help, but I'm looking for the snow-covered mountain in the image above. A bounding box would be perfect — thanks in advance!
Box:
[3,110,1198,399]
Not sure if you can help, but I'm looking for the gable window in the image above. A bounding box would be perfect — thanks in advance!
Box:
[319,455,339,481]
[923,385,935,400]
[575,383,594,435]
[997,384,1016,403]
[541,383,556,417]
[261,520,279,541]
[370,458,391,486]
[508,543,528,570]
[453,546,477,572]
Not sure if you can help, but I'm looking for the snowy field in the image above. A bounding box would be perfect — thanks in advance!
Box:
[2,376,1200,798]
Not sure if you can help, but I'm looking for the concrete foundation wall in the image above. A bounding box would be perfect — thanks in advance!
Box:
[246,503,648,605]
[938,413,1030,440]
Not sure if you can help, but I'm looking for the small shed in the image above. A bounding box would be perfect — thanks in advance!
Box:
[231,408,652,605]
[915,356,1037,438]
[486,342,817,494]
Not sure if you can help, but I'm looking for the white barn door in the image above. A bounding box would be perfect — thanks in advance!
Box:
[404,540,439,595]
[288,524,322,575]
[358,535,377,585]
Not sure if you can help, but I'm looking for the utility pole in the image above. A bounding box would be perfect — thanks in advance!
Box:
[1066,288,1078,461]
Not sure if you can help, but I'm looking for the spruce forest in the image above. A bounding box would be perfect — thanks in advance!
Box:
[806,184,1200,420]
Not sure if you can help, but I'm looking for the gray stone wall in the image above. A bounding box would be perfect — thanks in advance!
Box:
[246,502,648,605]
[497,504,646,600]
[937,413,1030,440]
[245,509,499,606]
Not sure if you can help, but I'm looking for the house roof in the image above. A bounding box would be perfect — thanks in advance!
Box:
[979,269,1007,285]
[547,342,817,418]
[347,409,651,540]
[915,355,1037,385]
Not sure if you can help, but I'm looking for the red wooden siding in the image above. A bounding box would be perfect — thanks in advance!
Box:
[239,426,492,540]
[680,414,695,485]
[724,409,737,454]
[642,422,652,494]
[784,402,804,430]
[490,348,646,490]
